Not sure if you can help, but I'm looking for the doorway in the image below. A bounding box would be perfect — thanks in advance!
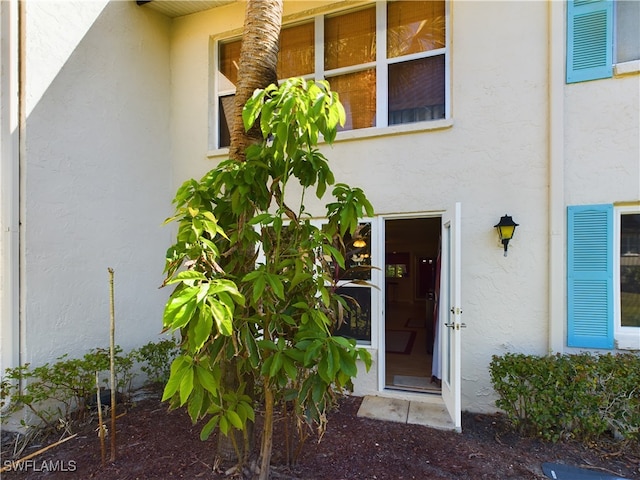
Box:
[384,217,442,393]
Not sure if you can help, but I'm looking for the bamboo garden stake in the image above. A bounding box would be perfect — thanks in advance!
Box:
[108,267,117,461]
[96,371,106,466]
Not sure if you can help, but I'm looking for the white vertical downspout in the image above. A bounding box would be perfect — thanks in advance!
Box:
[18,0,26,371]
[0,0,20,376]
[548,0,566,354]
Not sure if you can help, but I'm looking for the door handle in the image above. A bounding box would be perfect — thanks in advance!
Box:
[445,322,467,330]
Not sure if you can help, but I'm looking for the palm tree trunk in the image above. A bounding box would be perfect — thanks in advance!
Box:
[217,0,283,471]
[229,0,283,163]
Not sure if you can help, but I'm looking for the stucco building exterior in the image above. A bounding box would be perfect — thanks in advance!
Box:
[1,0,638,430]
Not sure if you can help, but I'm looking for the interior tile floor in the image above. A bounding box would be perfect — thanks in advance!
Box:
[385,301,441,393]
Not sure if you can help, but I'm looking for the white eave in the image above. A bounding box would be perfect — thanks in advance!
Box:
[136,0,235,18]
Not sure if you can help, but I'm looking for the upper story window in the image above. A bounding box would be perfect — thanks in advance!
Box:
[615,0,640,64]
[566,0,640,83]
[214,1,448,149]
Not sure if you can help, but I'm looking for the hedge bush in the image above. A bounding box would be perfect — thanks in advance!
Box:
[489,352,640,442]
[0,339,178,434]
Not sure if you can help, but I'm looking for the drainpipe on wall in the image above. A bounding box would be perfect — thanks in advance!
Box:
[548,0,566,354]
[0,0,21,378]
[18,0,26,375]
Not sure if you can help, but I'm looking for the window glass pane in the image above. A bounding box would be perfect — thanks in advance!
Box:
[218,1,448,141]
[335,286,371,342]
[388,1,446,58]
[219,95,234,148]
[388,55,445,125]
[328,70,376,130]
[219,40,241,90]
[621,213,640,327]
[278,22,315,79]
[342,223,372,281]
[386,264,408,278]
[323,223,372,280]
[616,0,640,63]
[325,7,376,70]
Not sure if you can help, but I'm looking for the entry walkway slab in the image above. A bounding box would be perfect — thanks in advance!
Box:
[357,395,457,432]
[357,395,409,423]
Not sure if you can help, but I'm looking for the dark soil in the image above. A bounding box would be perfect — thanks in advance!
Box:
[2,391,639,480]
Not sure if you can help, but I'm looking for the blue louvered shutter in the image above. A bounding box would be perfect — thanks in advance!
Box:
[566,0,613,83]
[567,204,614,348]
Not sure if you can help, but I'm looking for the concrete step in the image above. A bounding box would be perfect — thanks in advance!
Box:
[356,395,458,432]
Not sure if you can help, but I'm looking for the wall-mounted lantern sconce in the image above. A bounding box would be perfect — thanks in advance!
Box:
[352,237,367,248]
[494,215,519,256]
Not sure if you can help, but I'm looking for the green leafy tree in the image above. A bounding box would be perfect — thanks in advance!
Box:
[161,78,373,480]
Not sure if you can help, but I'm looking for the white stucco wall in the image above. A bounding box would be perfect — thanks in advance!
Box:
[21,1,173,366]
[168,0,555,414]
[7,0,636,419]
[565,74,640,205]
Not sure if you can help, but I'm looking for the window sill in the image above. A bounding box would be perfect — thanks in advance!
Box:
[614,60,640,77]
[206,118,454,159]
[616,330,640,350]
[333,118,454,143]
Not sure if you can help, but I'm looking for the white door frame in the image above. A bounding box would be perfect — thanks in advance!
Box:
[376,212,449,395]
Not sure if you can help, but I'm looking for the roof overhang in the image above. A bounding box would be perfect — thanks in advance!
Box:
[136,0,236,18]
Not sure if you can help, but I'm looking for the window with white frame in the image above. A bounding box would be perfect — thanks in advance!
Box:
[215,0,448,149]
[615,0,640,64]
[567,204,640,350]
[617,208,640,332]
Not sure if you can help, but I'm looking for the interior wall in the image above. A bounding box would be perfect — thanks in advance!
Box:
[386,218,440,304]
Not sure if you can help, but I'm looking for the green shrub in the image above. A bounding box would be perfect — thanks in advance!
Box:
[0,347,134,431]
[490,352,640,442]
[131,338,179,385]
[1,339,179,441]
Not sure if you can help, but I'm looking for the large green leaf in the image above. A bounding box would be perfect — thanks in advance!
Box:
[164,287,199,329]
[269,352,283,378]
[226,410,243,430]
[248,213,275,226]
[358,347,372,371]
[210,300,233,336]
[179,366,194,406]
[161,356,189,401]
[304,340,323,368]
[187,385,204,423]
[195,365,218,396]
[208,280,244,306]
[243,88,266,130]
[338,347,357,378]
[252,274,266,304]
[164,270,206,285]
[193,306,213,352]
[199,415,219,441]
[219,415,230,436]
[265,273,285,300]
[236,401,255,423]
[282,356,298,380]
[257,339,278,351]
[241,325,260,369]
